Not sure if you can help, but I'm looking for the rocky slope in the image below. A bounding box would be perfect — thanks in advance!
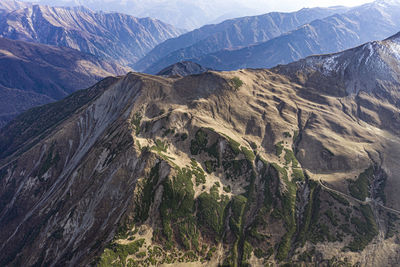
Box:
[149,0,400,72]
[0,5,185,65]
[1,33,400,267]
[134,6,349,73]
[0,37,130,127]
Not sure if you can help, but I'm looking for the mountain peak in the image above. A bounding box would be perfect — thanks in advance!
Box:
[157,61,210,76]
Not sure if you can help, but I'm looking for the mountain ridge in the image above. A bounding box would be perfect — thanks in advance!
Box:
[143,0,400,73]
[0,4,185,65]
[1,32,400,266]
[0,36,130,128]
[134,6,350,72]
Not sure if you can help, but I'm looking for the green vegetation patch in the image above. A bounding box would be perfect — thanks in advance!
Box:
[284,149,298,168]
[131,112,142,135]
[231,77,244,90]
[160,167,196,249]
[325,210,339,226]
[275,141,284,157]
[291,168,305,182]
[134,163,160,222]
[191,159,206,186]
[283,132,292,138]
[151,139,168,153]
[223,159,252,180]
[347,204,378,252]
[270,163,297,261]
[241,146,255,162]
[99,239,145,267]
[348,167,373,201]
[190,129,208,155]
[197,186,229,239]
[328,191,350,206]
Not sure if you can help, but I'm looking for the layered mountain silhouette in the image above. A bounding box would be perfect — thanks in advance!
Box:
[135,6,350,72]
[0,5,185,65]
[0,37,130,127]
[25,0,263,30]
[1,31,400,266]
[140,0,400,73]
[0,0,30,13]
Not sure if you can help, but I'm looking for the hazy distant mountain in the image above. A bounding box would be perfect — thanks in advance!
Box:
[135,6,350,73]
[0,5,185,65]
[157,61,210,76]
[0,37,130,127]
[182,0,400,71]
[0,0,30,12]
[23,0,262,30]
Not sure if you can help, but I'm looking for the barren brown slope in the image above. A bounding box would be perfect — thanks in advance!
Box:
[0,37,130,127]
[1,32,400,266]
[0,64,399,266]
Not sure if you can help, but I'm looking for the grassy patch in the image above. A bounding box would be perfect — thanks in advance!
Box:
[241,146,255,162]
[284,149,298,168]
[275,141,284,157]
[348,167,373,201]
[151,139,168,153]
[291,168,304,182]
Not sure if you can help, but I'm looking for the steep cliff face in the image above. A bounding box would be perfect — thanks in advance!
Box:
[0,5,185,65]
[1,34,400,266]
[0,37,130,128]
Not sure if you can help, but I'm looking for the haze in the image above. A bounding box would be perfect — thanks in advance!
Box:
[25,0,376,29]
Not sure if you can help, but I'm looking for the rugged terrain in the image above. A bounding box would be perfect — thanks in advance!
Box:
[0,37,130,127]
[143,0,400,73]
[1,33,400,267]
[134,6,349,73]
[0,5,185,65]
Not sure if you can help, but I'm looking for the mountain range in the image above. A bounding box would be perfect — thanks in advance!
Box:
[0,4,185,65]
[0,0,30,12]
[0,37,130,127]
[1,29,400,266]
[135,6,350,73]
[21,0,267,30]
[139,0,400,74]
